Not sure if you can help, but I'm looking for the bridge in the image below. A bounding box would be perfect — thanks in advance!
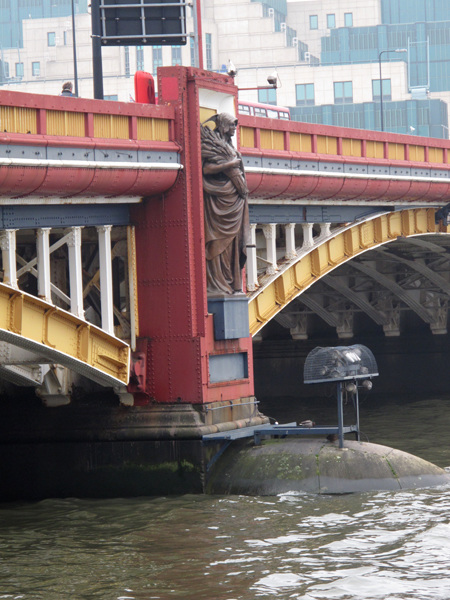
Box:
[0,68,449,405]
[239,117,450,338]
[1,66,450,498]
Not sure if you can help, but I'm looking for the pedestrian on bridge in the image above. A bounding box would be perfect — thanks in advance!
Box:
[60,82,75,97]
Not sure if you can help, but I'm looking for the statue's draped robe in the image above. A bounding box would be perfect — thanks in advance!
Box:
[202,135,249,295]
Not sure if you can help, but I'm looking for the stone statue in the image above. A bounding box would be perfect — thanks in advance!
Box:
[201,113,249,295]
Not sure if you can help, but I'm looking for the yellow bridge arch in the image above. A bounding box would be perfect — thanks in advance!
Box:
[0,284,129,387]
[248,208,448,336]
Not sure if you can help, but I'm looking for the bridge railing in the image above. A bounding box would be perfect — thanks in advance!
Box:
[238,115,450,167]
[0,89,176,145]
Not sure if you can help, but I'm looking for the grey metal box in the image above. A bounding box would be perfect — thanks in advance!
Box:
[207,295,250,340]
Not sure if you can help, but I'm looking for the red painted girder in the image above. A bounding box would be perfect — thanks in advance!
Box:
[0,166,179,199]
[0,133,181,198]
[244,151,450,203]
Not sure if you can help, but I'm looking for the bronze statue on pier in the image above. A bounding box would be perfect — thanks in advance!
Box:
[201,113,249,296]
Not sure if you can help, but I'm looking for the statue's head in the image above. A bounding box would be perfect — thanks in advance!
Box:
[216,113,238,139]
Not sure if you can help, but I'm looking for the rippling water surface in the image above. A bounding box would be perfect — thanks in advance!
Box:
[2,488,450,600]
[2,394,450,600]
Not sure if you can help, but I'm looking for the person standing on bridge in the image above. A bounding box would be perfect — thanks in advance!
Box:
[60,81,75,97]
[201,113,249,295]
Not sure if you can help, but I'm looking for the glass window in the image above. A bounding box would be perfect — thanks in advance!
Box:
[47,32,56,46]
[124,46,130,78]
[258,88,277,105]
[309,15,319,29]
[238,104,251,116]
[296,83,315,106]
[153,46,162,74]
[205,33,212,71]
[267,108,281,118]
[309,15,318,30]
[172,45,182,66]
[136,46,144,71]
[15,62,24,78]
[334,81,353,103]
[104,95,119,101]
[254,106,267,117]
[32,61,40,76]
[327,14,336,28]
[344,12,353,27]
[63,30,70,45]
[372,79,391,101]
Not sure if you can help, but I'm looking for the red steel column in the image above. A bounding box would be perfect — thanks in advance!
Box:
[130,66,254,405]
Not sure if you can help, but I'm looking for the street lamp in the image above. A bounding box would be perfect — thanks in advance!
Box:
[378,48,407,132]
[71,0,79,97]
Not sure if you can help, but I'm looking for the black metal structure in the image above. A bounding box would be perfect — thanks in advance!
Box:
[99,0,188,46]
[91,0,104,99]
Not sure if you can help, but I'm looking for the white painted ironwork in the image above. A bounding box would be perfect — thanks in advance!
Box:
[37,228,52,303]
[284,223,297,260]
[67,227,84,319]
[262,223,278,275]
[247,224,258,292]
[301,223,314,249]
[0,229,18,289]
[97,225,115,335]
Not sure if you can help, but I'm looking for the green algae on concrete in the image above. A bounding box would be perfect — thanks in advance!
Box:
[206,438,450,495]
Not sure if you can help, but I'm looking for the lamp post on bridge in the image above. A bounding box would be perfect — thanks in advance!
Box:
[71,0,79,97]
[378,48,407,132]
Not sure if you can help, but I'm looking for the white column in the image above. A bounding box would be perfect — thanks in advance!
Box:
[246,223,258,292]
[97,225,114,335]
[302,223,314,249]
[284,223,297,260]
[37,228,52,302]
[0,229,18,289]
[262,223,278,275]
[67,227,84,319]
[318,222,332,241]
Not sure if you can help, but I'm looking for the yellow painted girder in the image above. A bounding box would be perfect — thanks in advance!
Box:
[0,284,130,386]
[248,208,444,336]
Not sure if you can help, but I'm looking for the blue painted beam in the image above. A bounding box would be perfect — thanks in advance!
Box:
[249,204,391,224]
[0,204,130,229]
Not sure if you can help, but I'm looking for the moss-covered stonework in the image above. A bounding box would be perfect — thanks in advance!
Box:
[0,440,205,501]
[206,438,450,495]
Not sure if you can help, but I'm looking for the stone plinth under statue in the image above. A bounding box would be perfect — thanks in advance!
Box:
[207,294,249,340]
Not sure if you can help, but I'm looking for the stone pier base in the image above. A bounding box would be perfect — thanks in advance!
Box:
[0,396,268,501]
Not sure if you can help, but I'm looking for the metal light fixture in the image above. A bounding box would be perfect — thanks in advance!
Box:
[304,344,378,448]
[378,48,407,132]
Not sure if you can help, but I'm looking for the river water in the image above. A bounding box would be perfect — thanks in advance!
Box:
[1,393,450,600]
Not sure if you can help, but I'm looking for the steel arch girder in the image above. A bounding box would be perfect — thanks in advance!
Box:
[247,208,444,336]
[0,283,129,387]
